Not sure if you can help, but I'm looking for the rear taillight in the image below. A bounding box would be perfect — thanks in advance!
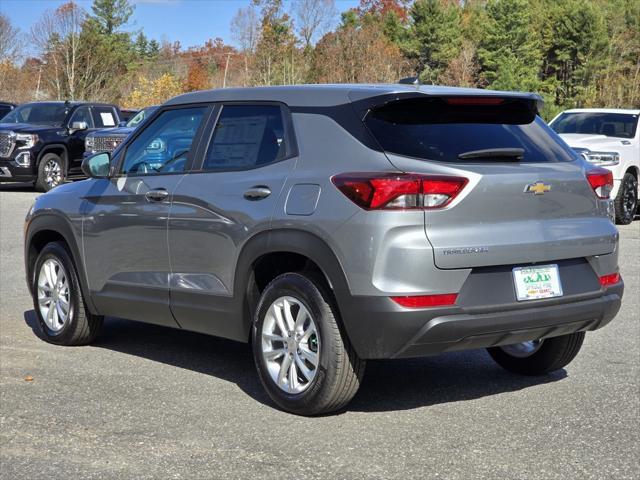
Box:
[586,168,614,199]
[332,173,468,210]
[391,294,458,308]
[599,272,621,287]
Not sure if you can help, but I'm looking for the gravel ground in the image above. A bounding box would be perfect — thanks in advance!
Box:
[1,183,639,480]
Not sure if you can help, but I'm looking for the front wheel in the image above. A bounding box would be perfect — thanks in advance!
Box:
[252,272,365,415]
[487,332,585,375]
[32,241,103,345]
[614,172,638,225]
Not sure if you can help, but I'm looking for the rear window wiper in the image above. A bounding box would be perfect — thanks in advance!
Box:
[457,148,524,161]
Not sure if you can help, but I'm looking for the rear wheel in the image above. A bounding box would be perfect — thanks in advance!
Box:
[614,172,638,225]
[32,241,103,345]
[36,153,65,192]
[252,272,365,415]
[487,332,585,375]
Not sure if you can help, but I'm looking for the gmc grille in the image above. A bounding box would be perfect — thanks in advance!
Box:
[93,135,124,153]
[0,132,14,158]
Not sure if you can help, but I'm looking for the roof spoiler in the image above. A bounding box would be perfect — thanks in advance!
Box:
[351,91,544,120]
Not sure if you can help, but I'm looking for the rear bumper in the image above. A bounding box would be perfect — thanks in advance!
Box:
[338,282,623,359]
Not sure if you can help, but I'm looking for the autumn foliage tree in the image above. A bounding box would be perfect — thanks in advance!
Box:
[124,73,182,108]
[314,13,410,83]
[0,0,637,115]
[184,59,211,92]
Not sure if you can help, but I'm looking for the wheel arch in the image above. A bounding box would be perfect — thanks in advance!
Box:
[625,165,639,180]
[37,144,69,170]
[234,229,352,342]
[25,214,97,314]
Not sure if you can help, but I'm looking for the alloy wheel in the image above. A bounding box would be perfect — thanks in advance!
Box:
[43,159,63,189]
[37,258,71,332]
[622,175,638,218]
[261,296,320,394]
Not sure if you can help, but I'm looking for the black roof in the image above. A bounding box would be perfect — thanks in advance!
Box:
[18,101,118,108]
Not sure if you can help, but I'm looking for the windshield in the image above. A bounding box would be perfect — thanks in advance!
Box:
[126,106,157,128]
[551,112,638,139]
[0,105,13,120]
[365,97,576,163]
[2,103,69,126]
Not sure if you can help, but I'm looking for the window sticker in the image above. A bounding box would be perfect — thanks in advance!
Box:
[210,116,268,167]
[100,112,115,126]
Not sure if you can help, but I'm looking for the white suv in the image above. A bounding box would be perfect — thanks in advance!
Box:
[550,108,639,224]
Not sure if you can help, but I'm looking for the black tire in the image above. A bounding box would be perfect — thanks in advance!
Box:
[31,241,103,345]
[35,153,65,192]
[614,172,638,225]
[252,272,365,415]
[487,332,585,376]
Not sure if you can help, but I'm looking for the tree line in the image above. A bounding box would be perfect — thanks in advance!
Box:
[0,0,638,120]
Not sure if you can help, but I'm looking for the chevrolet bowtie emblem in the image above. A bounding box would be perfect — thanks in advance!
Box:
[525,182,551,195]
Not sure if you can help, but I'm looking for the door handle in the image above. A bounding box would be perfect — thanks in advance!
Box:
[145,188,169,202]
[243,186,271,200]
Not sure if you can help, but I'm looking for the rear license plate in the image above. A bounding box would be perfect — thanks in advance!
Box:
[513,264,563,301]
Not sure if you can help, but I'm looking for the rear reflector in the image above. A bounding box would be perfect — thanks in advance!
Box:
[332,173,468,210]
[391,294,458,308]
[586,168,614,199]
[599,273,621,287]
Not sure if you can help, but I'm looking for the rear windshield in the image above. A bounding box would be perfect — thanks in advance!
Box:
[550,112,638,139]
[364,97,576,163]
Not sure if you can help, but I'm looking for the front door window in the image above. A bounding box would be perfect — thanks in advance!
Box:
[121,107,207,175]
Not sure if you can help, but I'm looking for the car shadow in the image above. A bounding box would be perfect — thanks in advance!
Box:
[24,310,566,414]
[0,182,36,192]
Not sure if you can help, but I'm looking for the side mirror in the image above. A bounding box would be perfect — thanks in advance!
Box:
[70,121,88,133]
[119,120,127,127]
[81,152,110,178]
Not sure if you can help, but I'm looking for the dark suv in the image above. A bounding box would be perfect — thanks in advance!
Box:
[24,85,623,415]
[0,101,121,191]
[84,106,158,157]
[0,101,16,119]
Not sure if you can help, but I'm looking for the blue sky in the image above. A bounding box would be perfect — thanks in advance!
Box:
[1,0,360,54]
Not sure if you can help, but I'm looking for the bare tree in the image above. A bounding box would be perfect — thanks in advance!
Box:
[0,13,22,63]
[0,14,23,98]
[30,2,119,101]
[291,0,336,48]
[231,4,260,85]
[440,40,479,88]
[31,2,86,99]
[231,4,260,53]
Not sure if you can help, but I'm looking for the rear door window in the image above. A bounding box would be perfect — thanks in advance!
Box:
[203,104,286,170]
[364,97,576,163]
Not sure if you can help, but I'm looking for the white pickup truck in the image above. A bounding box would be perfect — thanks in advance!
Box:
[550,108,639,224]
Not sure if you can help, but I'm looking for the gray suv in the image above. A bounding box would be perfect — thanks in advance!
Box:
[24,85,624,415]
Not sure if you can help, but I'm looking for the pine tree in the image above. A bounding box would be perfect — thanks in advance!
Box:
[477,0,541,92]
[91,0,134,35]
[406,0,462,84]
[147,39,160,59]
[540,0,608,107]
[134,32,148,58]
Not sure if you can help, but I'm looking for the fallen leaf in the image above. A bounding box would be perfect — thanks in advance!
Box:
[24,375,34,382]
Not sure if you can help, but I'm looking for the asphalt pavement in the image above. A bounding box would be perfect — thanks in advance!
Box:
[1,182,638,479]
